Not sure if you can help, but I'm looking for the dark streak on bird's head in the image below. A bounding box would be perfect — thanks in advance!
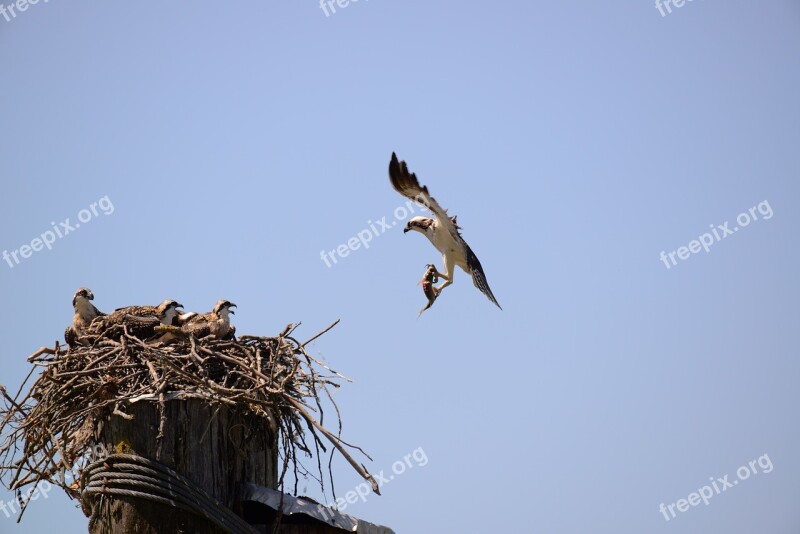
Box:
[156,299,184,315]
[157,300,184,325]
[73,287,94,308]
[214,300,237,316]
[405,216,434,235]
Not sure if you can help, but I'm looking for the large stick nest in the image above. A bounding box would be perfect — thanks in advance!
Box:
[0,320,377,521]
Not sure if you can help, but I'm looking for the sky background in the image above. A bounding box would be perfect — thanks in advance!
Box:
[1,1,799,533]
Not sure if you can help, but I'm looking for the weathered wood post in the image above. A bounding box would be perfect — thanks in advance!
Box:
[86,399,277,533]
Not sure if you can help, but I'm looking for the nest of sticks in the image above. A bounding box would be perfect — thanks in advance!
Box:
[0,320,377,521]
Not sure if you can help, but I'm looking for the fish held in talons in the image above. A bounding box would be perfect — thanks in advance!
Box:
[418,264,442,317]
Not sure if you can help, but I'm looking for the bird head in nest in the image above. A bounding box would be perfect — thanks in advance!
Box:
[156,300,184,324]
[72,287,95,308]
[213,300,237,319]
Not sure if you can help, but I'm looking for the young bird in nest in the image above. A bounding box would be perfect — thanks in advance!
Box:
[87,299,185,341]
[64,288,106,347]
[183,299,237,340]
[418,264,441,317]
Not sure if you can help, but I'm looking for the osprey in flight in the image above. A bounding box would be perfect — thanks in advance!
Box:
[388,153,501,309]
[64,288,106,347]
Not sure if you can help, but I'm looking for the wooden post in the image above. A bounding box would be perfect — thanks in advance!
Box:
[87,399,277,533]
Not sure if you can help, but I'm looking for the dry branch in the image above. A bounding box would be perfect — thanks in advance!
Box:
[0,320,375,523]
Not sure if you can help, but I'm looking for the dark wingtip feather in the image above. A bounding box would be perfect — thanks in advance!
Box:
[466,246,502,310]
[388,152,402,183]
[480,279,502,310]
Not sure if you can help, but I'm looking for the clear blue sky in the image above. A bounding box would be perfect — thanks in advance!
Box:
[1,1,799,533]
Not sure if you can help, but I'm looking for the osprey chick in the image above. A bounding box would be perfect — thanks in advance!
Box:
[105,299,184,325]
[88,299,184,340]
[184,300,237,340]
[64,288,106,347]
[388,153,501,309]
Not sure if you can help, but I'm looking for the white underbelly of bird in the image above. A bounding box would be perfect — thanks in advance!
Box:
[429,228,468,273]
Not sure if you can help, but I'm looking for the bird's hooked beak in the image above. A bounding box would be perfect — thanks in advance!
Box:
[403,226,411,234]
[87,291,95,301]
[228,304,237,315]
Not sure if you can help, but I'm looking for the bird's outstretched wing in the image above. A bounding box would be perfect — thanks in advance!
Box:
[388,152,461,242]
[466,245,502,309]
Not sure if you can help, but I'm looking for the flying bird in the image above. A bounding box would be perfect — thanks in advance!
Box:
[183,300,237,340]
[388,152,501,309]
[64,288,106,347]
[88,299,185,340]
